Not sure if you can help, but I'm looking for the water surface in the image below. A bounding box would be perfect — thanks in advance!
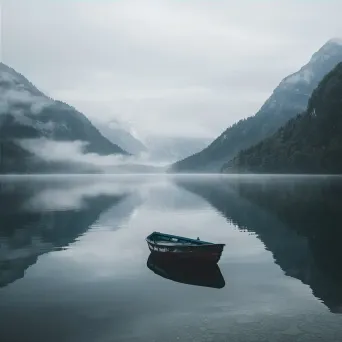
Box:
[1,174,342,342]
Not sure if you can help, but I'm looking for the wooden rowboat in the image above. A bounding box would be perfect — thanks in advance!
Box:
[146,231,225,263]
[147,254,225,289]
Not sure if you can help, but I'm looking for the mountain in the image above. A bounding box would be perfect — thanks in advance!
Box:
[145,135,211,163]
[0,63,128,173]
[224,62,342,173]
[171,39,342,173]
[93,119,147,155]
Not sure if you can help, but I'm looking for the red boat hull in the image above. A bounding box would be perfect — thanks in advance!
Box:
[147,241,224,263]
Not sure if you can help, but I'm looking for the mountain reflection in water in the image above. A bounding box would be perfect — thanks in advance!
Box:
[175,175,342,313]
[2,175,342,342]
[0,176,142,288]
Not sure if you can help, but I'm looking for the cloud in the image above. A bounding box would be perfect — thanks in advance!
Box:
[0,88,52,115]
[3,0,342,138]
[18,138,167,171]
[0,69,53,116]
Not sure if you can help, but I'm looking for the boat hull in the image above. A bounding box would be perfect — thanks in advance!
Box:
[147,241,224,263]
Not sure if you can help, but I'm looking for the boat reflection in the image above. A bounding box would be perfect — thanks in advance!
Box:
[147,254,225,289]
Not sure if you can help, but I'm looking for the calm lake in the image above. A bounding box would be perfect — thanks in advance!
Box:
[2,174,342,342]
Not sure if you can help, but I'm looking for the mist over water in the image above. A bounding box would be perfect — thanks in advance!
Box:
[2,174,342,342]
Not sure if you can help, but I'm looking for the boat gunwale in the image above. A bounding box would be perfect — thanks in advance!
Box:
[146,231,226,248]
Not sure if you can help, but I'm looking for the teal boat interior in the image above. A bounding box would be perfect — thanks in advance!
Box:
[146,231,214,246]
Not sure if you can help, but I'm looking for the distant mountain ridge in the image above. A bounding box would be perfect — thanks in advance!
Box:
[223,62,342,173]
[93,119,147,155]
[171,39,342,173]
[145,135,212,163]
[0,63,128,173]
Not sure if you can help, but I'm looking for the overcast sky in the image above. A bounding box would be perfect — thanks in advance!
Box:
[2,0,342,139]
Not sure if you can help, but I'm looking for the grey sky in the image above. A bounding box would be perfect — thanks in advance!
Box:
[2,0,342,139]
